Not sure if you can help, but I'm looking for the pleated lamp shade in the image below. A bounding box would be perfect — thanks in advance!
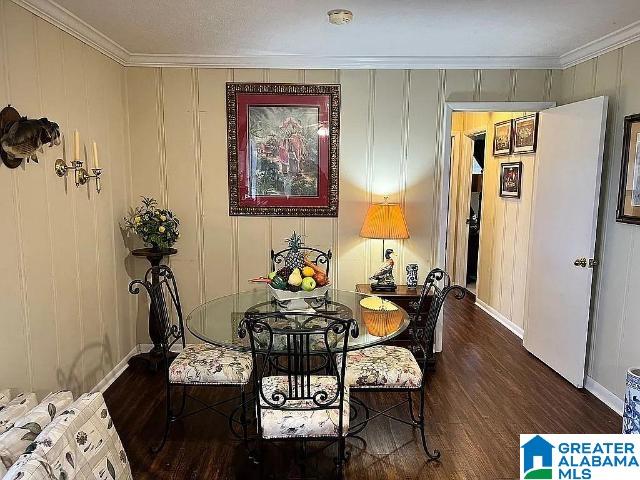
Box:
[360,202,410,239]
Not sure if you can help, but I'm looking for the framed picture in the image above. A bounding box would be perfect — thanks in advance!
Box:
[493,120,512,156]
[513,114,538,154]
[226,82,340,217]
[500,162,522,198]
[616,114,640,224]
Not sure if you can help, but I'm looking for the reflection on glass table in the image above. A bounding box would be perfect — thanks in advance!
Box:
[186,289,410,352]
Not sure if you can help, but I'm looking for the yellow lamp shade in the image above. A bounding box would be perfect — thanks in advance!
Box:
[360,202,410,239]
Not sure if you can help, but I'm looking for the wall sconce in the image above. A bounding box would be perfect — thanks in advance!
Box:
[54,131,103,193]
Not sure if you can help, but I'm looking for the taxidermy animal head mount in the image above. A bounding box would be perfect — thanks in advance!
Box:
[0,105,61,169]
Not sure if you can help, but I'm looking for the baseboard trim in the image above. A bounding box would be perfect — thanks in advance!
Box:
[91,343,186,394]
[475,299,524,338]
[91,345,140,394]
[584,376,624,416]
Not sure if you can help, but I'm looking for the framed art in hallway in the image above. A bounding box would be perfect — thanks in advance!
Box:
[226,82,340,217]
[513,113,538,154]
[499,161,522,198]
[616,113,640,224]
[493,119,512,156]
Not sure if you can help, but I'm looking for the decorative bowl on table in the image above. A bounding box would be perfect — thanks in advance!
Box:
[268,284,330,311]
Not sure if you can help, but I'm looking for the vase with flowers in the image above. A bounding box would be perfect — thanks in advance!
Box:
[123,196,179,251]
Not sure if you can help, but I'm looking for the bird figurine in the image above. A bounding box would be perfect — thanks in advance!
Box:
[0,116,61,164]
[370,248,397,291]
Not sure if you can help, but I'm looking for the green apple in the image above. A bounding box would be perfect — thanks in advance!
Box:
[268,271,277,280]
[301,276,316,292]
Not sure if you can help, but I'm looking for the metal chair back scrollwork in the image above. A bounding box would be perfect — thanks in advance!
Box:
[239,312,357,468]
[271,247,332,276]
[129,265,186,357]
[412,268,465,380]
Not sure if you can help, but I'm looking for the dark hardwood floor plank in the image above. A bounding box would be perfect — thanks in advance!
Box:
[105,294,620,479]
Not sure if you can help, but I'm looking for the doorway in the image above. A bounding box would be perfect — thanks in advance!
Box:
[447,109,540,331]
[437,99,608,390]
[436,102,554,355]
[466,132,484,294]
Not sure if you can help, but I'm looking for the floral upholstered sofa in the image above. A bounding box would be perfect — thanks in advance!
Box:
[0,390,131,480]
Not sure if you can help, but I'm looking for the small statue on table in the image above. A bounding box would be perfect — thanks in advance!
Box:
[370,248,397,292]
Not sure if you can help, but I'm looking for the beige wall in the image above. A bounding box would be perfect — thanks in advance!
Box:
[2,0,636,407]
[557,42,640,399]
[126,67,554,343]
[477,112,536,330]
[0,0,134,397]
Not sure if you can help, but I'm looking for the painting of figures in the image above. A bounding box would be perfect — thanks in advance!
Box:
[227,82,340,217]
[248,106,320,197]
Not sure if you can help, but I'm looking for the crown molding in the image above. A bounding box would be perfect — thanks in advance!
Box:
[560,20,640,68]
[10,0,640,70]
[126,53,561,69]
[10,0,129,65]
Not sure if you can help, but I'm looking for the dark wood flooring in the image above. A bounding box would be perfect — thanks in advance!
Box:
[105,294,621,479]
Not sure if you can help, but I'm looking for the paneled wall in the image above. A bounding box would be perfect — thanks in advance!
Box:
[127,67,553,342]
[557,42,640,399]
[477,112,536,330]
[0,0,134,397]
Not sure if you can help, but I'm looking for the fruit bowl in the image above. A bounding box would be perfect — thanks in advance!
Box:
[268,284,330,311]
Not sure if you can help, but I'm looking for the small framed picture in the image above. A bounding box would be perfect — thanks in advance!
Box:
[493,120,512,156]
[513,114,538,154]
[616,114,640,224]
[500,162,522,198]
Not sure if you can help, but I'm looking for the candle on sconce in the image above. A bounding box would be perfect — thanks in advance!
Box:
[92,141,99,169]
[73,130,80,161]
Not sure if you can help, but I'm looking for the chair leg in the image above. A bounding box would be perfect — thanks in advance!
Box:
[335,437,346,478]
[252,433,263,465]
[176,385,187,417]
[407,391,420,424]
[240,387,248,447]
[418,388,440,461]
[151,382,173,454]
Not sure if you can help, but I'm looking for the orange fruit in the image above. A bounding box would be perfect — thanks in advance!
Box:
[302,266,315,277]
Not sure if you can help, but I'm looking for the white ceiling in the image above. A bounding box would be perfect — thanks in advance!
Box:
[14,0,640,68]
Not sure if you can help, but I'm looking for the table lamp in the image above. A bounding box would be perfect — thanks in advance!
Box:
[360,198,410,292]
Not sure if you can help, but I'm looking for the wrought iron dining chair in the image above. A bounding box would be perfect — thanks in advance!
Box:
[239,311,358,476]
[129,265,253,453]
[337,268,464,461]
[271,247,332,277]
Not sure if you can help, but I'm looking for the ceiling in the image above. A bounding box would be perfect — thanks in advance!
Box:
[14,0,640,68]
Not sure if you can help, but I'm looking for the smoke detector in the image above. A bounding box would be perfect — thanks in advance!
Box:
[328,9,353,25]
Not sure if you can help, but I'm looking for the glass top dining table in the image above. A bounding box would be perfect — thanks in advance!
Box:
[186,289,411,352]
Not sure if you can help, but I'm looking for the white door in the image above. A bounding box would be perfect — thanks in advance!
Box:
[523,97,608,387]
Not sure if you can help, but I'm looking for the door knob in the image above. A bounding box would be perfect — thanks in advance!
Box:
[574,257,587,267]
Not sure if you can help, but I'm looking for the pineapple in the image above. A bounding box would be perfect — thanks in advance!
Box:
[284,232,306,270]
